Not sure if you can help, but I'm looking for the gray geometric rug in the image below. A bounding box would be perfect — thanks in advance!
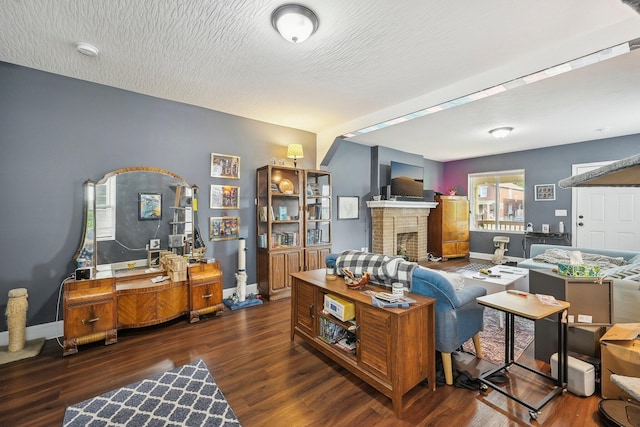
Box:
[63,359,241,426]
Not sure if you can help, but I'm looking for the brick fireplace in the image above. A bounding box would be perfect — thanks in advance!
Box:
[367,201,438,262]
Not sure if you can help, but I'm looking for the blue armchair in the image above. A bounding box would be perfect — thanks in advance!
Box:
[411,267,486,385]
[326,253,486,385]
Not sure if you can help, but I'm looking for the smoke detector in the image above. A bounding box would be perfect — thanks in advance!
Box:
[76,43,99,57]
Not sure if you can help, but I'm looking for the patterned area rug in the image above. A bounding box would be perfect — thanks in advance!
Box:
[463,307,534,365]
[63,359,241,427]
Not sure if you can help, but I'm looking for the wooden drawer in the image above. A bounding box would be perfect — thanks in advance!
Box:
[191,281,222,311]
[64,295,115,339]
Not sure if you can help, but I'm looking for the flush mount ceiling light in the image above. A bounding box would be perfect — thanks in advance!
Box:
[76,42,99,57]
[271,4,319,43]
[489,127,513,139]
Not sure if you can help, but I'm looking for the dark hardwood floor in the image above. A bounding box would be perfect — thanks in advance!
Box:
[0,258,606,426]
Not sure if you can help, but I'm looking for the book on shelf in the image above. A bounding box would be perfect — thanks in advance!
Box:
[271,232,298,247]
[306,229,322,245]
[259,206,268,222]
[306,182,320,196]
[278,206,288,220]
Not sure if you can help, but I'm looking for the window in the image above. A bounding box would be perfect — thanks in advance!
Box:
[96,176,116,241]
[468,170,525,232]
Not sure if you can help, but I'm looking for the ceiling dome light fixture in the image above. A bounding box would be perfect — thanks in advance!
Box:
[271,4,319,43]
[489,127,513,139]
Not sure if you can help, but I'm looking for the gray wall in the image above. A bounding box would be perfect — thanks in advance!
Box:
[444,137,640,257]
[0,62,315,330]
[326,140,371,253]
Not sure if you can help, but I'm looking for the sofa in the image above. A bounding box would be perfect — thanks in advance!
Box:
[518,244,640,323]
[326,250,487,385]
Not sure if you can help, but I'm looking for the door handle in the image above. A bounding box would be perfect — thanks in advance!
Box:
[578,215,584,219]
[578,222,584,226]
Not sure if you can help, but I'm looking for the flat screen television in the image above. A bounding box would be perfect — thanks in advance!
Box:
[390,161,424,198]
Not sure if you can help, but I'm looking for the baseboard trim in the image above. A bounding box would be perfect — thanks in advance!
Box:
[0,283,259,347]
[470,251,524,263]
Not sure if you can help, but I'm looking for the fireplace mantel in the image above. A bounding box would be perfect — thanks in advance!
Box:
[367,200,438,209]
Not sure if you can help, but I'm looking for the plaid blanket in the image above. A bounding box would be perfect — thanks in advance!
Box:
[335,250,418,290]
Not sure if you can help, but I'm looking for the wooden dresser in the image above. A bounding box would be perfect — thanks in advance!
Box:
[290,269,436,417]
[427,195,470,259]
[63,262,223,356]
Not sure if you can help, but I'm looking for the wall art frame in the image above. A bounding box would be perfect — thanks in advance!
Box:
[209,216,240,241]
[337,196,359,220]
[210,184,239,209]
[138,192,162,220]
[210,153,240,179]
[534,184,556,201]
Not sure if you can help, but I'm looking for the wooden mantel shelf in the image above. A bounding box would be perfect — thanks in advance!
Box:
[366,200,438,209]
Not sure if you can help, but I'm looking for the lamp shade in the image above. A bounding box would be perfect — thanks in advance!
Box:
[489,127,513,139]
[287,144,304,159]
[272,4,319,43]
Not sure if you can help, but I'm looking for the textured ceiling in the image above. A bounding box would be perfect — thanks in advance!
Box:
[1,0,640,162]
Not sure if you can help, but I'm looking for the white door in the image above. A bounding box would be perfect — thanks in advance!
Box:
[572,162,640,250]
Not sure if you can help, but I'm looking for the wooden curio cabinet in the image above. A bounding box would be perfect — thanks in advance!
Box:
[256,165,304,300]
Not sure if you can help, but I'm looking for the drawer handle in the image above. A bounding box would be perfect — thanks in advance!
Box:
[309,303,315,319]
[201,294,213,299]
[81,317,100,324]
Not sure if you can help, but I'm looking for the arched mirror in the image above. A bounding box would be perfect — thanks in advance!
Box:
[75,166,205,272]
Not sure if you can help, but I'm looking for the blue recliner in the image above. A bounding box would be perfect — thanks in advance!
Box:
[411,267,486,385]
[326,253,486,386]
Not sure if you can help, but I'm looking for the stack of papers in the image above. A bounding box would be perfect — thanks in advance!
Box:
[363,291,416,308]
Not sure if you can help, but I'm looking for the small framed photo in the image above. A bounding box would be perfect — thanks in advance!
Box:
[211,153,240,179]
[337,196,359,220]
[138,193,162,220]
[209,216,240,241]
[210,185,239,209]
[534,184,556,201]
[149,238,161,250]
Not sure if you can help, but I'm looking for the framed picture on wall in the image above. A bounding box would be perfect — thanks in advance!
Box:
[138,193,162,220]
[534,184,556,201]
[211,153,240,179]
[209,216,240,241]
[210,185,239,209]
[337,196,359,220]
